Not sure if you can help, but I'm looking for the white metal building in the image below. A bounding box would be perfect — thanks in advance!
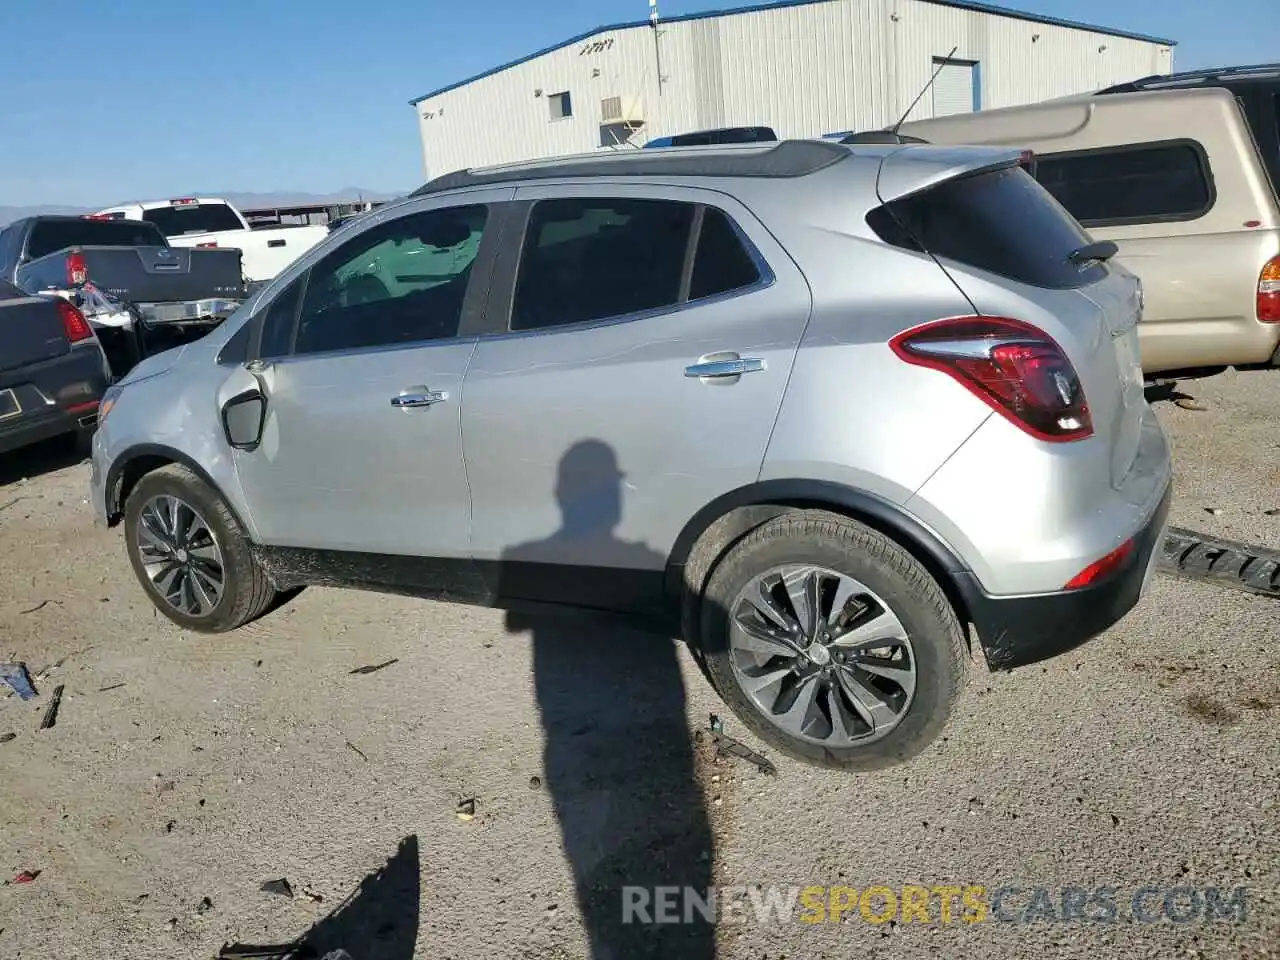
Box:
[409,0,1174,178]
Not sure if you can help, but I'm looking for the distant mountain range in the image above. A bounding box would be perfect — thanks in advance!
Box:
[0,188,405,226]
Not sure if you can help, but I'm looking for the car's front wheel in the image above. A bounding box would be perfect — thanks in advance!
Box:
[699,510,968,771]
[123,464,280,632]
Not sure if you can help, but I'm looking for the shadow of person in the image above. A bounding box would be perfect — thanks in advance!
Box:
[218,835,419,960]
[500,441,717,960]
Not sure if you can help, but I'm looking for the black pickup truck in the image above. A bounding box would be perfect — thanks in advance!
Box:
[0,215,246,375]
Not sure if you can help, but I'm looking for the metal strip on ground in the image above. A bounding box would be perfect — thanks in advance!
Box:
[1158,527,1280,599]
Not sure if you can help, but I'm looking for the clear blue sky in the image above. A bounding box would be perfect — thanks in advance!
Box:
[0,0,1272,206]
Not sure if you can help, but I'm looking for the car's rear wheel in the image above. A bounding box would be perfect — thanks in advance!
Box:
[123,464,280,632]
[699,510,968,771]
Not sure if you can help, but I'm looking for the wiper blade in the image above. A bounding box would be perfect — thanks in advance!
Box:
[1068,240,1119,264]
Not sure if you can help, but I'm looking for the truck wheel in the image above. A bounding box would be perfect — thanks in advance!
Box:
[698,510,968,771]
[123,464,281,632]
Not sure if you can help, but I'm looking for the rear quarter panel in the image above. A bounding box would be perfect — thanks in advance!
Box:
[751,164,996,505]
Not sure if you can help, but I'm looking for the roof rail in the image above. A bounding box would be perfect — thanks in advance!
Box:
[410,139,849,196]
[1099,61,1280,93]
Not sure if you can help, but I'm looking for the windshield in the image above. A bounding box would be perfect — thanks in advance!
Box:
[141,202,244,237]
[26,219,167,259]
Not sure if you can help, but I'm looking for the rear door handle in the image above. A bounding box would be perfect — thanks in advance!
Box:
[391,386,447,408]
[684,355,766,379]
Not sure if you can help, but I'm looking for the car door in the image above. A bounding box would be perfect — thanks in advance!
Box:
[460,185,813,613]
[215,191,511,564]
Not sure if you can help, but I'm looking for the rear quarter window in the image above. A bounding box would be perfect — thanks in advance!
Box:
[867,165,1107,290]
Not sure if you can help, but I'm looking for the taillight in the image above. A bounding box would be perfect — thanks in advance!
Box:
[66,251,88,286]
[196,241,218,248]
[55,298,94,343]
[1258,255,1280,323]
[1064,538,1135,590]
[889,315,1093,442]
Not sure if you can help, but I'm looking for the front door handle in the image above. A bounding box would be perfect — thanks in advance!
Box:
[684,354,766,380]
[391,385,448,408]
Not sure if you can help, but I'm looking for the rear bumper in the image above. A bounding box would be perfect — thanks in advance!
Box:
[0,344,110,456]
[960,479,1172,670]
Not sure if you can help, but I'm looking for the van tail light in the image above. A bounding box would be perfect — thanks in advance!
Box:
[1258,255,1280,323]
[889,315,1093,442]
[66,250,88,287]
[55,298,94,343]
[1064,537,1135,590]
[196,241,218,248]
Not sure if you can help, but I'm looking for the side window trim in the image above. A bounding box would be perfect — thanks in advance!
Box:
[489,194,773,339]
[1034,137,1217,229]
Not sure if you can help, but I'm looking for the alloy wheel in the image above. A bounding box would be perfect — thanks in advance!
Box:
[135,494,225,617]
[728,565,917,746]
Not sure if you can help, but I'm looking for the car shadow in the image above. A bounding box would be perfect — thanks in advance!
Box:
[499,440,717,960]
[220,834,420,960]
[0,433,85,489]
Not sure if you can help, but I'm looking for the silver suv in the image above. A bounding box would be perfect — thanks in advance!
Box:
[89,140,1173,771]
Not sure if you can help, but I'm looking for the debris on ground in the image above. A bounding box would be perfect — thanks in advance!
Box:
[348,658,398,675]
[0,733,15,744]
[97,682,126,692]
[344,740,368,762]
[197,896,214,914]
[17,600,56,615]
[1174,397,1208,411]
[1204,507,1223,516]
[0,496,34,513]
[260,878,294,899]
[300,887,324,903]
[0,663,37,700]
[529,775,541,789]
[9,870,41,884]
[39,684,65,730]
[456,798,477,821]
[1265,508,1280,517]
[708,713,725,734]
[708,730,778,776]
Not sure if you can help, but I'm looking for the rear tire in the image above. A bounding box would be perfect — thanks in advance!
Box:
[124,463,280,632]
[698,510,967,771]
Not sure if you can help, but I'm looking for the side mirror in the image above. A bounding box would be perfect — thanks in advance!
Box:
[222,389,266,451]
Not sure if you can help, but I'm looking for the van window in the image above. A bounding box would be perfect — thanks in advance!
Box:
[867,164,1107,290]
[1033,140,1215,227]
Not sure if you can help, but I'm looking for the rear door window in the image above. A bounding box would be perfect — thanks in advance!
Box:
[26,220,168,259]
[1032,140,1215,227]
[509,198,764,331]
[141,202,245,237]
[867,164,1106,290]
[511,198,695,331]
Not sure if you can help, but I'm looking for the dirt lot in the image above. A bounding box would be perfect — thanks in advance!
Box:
[2,367,1279,960]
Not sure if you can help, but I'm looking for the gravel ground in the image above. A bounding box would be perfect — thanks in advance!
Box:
[1,367,1278,960]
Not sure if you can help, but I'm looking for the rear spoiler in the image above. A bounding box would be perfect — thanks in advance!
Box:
[874,146,1036,204]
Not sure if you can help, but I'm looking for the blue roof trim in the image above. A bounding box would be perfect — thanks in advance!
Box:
[408,0,1175,105]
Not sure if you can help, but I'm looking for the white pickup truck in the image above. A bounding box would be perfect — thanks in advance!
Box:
[93,197,328,288]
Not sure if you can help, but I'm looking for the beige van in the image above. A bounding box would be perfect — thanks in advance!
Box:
[897,87,1280,375]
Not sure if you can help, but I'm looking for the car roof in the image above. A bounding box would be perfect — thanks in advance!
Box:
[409,138,1021,200]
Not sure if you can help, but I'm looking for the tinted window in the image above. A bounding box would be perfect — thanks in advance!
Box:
[293,204,487,356]
[689,208,761,300]
[141,203,245,236]
[258,275,306,358]
[511,198,695,331]
[867,165,1105,290]
[1033,141,1214,226]
[26,219,167,259]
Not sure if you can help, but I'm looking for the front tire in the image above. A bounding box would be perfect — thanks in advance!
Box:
[698,510,967,771]
[123,464,279,632]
